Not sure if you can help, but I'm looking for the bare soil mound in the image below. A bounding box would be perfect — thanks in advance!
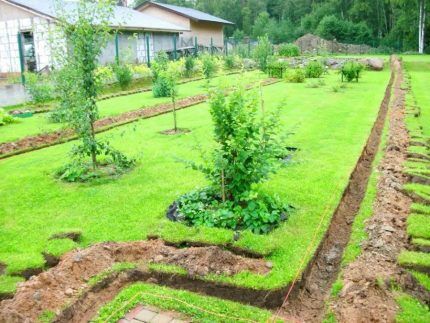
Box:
[0,239,268,322]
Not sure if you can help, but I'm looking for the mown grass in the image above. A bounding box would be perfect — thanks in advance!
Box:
[93,283,278,323]
[407,214,430,240]
[0,71,265,144]
[0,69,390,293]
[396,293,430,323]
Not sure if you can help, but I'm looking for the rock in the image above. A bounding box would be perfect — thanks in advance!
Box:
[381,225,395,232]
[265,261,273,269]
[65,288,74,296]
[32,291,41,302]
[367,58,384,71]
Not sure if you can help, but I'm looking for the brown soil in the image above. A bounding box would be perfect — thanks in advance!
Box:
[0,239,269,322]
[159,128,191,135]
[0,78,279,158]
[329,57,430,322]
[278,57,397,322]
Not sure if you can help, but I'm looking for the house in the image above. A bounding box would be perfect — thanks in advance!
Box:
[135,1,234,51]
[0,0,188,75]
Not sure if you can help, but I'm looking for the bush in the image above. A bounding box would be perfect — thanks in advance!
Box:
[305,61,324,78]
[285,69,305,83]
[267,59,289,78]
[95,65,115,84]
[341,61,364,82]
[131,64,152,79]
[24,73,54,104]
[113,63,133,90]
[175,87,289,234]
[278,43,300,57]
[253,35,272,72]
[200,54,217,79]
[151,51,172,97]
[184,55,195,78]
[242,58,257,70]
[0,108,19,126]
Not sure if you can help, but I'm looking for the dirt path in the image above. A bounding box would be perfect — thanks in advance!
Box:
[278,57,397,322]
[0,78,278,159]
[328,58,430,322]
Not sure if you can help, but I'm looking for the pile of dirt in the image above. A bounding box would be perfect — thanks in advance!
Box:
[0,239,268,322]
[330,57,430,321]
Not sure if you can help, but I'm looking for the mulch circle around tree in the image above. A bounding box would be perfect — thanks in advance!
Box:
[159,128,191,135]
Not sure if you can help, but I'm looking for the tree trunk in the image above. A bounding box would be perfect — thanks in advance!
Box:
[90,122,97,170]
[418,0,426,54]
[172,95,177,132]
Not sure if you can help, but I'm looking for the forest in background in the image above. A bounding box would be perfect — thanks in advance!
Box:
[133,0,429,53]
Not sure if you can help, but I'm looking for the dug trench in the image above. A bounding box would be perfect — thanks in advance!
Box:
[279,56,398,322]
[0,60,398,322]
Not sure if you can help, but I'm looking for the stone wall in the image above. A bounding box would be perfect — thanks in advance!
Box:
[295,33,373,55]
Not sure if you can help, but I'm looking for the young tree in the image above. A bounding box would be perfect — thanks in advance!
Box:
[253,35,272,72]
[53,0,134,180]
[162,60,182,133]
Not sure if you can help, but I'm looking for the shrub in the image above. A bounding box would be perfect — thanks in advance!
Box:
[0,108,19,126]
[341,61,364,82]
[176,87,289,234]
[151,51,172,97]
[278,43,300,57]
[253,35,272,72]
[24,73,54,104]
[285,69,305,83]
[200,54,217,79]
[184,55,195,78]
[131,64,152,79]
[267,59,289,78]
[305,61,324,78]
[95,65,114,84]
[242,58,257,70]
[113,63,133,90]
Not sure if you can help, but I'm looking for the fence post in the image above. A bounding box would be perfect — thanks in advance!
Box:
[173,34,177,60]
[115,32,119,65]
[194,36,198,56]
[224,38,228,56]
[146,34,151,67]
[248,41,251,57]
[210,37,214,55]
[17,33,25,85]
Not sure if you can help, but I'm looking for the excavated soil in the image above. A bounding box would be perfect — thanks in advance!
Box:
[0,79,279,158]
[0,239,268,322]
[330,58,430,322]
[279,57,397,322]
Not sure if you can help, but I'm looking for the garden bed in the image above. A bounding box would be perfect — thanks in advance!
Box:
[0,62,393,319]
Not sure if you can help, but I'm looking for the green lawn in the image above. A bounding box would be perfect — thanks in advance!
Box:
[0,71,265,144]
[0,68,390,292]
[93,283,277,323]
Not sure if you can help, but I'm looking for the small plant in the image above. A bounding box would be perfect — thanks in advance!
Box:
[278,43,300,57]
[151,51,172,97]
[305,61,324,78]
[267,59,289,78]
[24,72,54,104]
[224,55,242,70]
[131,64,151,79]
[200,54,217,79]
[285,69,305,83]
[184,55,195,78]
[113,63,133,90]
[174,86,290,234]
[332,85,340,92]
[341,61,364,82]
[0,108,19,126]
[253,35,272,72]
